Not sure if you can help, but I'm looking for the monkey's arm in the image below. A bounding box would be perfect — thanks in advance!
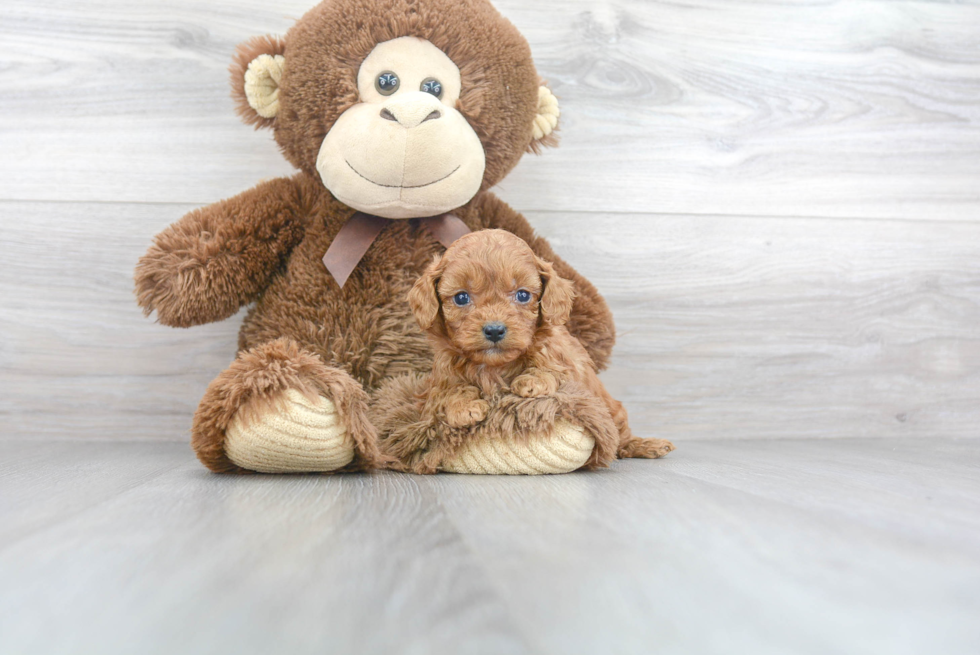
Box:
[468,193,616,371]
[135,177,306,327]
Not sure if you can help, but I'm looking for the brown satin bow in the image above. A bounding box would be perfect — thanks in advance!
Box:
[322,212,471,288]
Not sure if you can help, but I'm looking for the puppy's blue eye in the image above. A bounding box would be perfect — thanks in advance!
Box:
[515,290,532,304]
[453,291,470,307]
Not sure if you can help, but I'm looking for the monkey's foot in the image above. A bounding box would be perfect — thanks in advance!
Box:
[225,389,355,473]
[440,420,594,475]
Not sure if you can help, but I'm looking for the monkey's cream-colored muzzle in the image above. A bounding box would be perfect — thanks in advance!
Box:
[316,91,486,219]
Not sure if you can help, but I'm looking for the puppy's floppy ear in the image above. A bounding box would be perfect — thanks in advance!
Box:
[231,35,286,129]
[408,255,446,333]
[536,256,575,327]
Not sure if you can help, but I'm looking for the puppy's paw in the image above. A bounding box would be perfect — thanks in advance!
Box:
[618,437,675,459]
[445,399,490,428]
[511,372,559,398]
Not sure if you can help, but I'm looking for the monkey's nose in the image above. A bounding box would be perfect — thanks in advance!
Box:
[380,94,443,128]
[380,106,441,126]
[483,322,507,344]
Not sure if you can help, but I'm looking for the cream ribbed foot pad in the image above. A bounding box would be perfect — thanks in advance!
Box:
[440,420,594,475]
[225,389,354,473]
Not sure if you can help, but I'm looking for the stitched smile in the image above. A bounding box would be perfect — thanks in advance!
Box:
[346,160,460,189]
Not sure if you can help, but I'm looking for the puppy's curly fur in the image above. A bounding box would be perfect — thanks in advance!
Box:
[374,230,674,472]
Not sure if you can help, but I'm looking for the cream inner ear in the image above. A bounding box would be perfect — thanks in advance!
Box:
[244,54,285,119]
[532,86,560,140]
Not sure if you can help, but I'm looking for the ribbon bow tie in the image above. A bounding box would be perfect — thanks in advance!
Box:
[322,212,471,288]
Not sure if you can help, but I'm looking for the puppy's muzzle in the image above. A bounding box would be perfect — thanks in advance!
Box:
[482,322,507,344]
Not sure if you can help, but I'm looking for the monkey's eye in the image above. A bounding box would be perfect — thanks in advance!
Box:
[453,291,470,307]
[420,78,443,98]
[515,290,532,304]
[376,72,400,96]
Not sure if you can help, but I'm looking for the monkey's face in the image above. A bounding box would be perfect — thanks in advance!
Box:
[230,0,562,210]
[316,37,486,219]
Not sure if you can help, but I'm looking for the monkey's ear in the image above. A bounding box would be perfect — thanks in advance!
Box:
[536,256,575,327]
[408,256,447,334]
[230,35,286,129]
[528,84,560,153]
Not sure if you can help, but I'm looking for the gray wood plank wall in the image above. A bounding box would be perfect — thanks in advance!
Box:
[1,0,978,441]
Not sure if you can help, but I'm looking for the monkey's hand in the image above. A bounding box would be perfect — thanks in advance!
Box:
[135,178,304,327]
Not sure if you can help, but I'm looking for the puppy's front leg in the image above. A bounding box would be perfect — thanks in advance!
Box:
[511,368,561,398]
[443,385,490,428]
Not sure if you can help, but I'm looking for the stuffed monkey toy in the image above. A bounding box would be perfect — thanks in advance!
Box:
[135,0,616,473]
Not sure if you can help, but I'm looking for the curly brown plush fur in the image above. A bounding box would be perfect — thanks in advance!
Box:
[134,0,617,473]
[373,230,673,473]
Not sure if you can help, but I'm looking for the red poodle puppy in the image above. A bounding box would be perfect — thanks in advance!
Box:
[406,229,674,469]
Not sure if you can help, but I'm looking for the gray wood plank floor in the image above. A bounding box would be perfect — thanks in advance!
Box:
[2,2,979,652]
[1,438,978,655]
[4,200,979,441]
[4,0,980,219]
[2,0,978,442]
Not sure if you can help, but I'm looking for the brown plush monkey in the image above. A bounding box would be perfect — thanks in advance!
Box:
[135,0,616,473]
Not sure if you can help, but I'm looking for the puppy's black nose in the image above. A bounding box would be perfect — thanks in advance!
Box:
[483,322,507,344]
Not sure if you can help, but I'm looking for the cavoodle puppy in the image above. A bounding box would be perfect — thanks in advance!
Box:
[407,229,674,463]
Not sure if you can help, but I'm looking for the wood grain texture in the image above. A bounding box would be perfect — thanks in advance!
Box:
[2,2,978,652]
[2,200,978,441]
[1,0,979,219]
[527,211,980,440]
[0,1,978,441]
[1,438,978,654]
[0,441,527,655]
